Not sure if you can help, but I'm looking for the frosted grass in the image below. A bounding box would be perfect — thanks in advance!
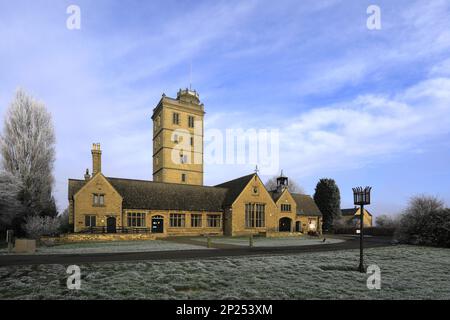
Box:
[1,245,449,299]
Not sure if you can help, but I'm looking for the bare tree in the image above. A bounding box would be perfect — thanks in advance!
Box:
[265,175,305,194]
[0,89,56,218]
[0,170,23,231]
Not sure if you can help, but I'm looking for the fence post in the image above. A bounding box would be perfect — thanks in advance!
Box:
[207,236,211,248]
[249,234,253,247]
[6,230,13,253]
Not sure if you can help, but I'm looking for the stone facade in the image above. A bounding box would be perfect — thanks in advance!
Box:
[152,89,204,186]
[72,173,123,233]
[68,89,323,238]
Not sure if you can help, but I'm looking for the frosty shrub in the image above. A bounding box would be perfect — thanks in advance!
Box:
[23,215,61,239]
[396,195,450,247]
[375,214,400,228]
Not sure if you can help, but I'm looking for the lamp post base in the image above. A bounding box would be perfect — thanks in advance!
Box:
[358,263,365,273]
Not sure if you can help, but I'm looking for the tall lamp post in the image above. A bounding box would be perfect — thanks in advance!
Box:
[352,186,372,273]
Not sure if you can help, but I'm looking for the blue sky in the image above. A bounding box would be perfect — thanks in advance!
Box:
[1,0,450,216]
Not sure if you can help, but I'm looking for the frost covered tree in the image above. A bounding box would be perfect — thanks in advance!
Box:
[396,195,450,247]
[23,215,61,239]
[313,178,341,232]
[375,214,400,228]
[265,176,305,193]
[0,170,23,231]
[0,89,57,219]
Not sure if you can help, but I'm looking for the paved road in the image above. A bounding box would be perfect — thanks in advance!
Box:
[0,236,393,266]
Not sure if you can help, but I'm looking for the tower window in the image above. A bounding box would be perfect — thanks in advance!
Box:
[190,137,194,146]
[188,116,195,128]
[181,173,186,182]
[173,112,180,125]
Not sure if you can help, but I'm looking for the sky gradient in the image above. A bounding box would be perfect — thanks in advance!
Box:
[1,0,450,217]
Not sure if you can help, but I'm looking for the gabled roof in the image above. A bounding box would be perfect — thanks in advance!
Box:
[291,193,322,216]
[341,208,372,217]
[69,177,228,212]
[341,208,358,216]
[214,173,255,206]
[268,190,284,203]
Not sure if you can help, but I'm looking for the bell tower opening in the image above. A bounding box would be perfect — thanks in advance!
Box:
[276,170,289,192]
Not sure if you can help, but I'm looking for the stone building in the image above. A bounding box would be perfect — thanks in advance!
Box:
[341,207,373,227]
[68,89,322,236]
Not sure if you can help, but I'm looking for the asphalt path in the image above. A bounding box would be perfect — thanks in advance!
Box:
[0,236,393,266]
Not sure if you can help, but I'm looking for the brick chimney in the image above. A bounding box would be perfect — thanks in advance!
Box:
[91,143,102,176]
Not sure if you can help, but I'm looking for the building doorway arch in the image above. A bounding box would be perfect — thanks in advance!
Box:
[152,215,164,233]
[279,217,292,232]
[106,217,117,233]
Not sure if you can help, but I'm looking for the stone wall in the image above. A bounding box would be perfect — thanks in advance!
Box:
[41,233,158,244]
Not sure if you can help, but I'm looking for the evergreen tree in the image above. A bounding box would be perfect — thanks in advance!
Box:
[313,178,341,231]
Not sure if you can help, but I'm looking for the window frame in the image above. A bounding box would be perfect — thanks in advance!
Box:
[172,112,180,125]
[170,213,186,228]
[93,193,105,206]
[245,203,265,228]
[191,214,202,228]
[207,214,221,228]
[188,115,195,128]
[85,215,96,227]
[127,212,146,228]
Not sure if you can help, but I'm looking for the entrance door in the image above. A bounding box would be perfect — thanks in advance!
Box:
[106,217,117,233]
[152,215,164,233]
[279,217,292,232]
[295,221,301,232]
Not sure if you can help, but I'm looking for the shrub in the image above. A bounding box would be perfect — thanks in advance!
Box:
[395,195,450,247]
[375,214,400,228]
[23,215,61,239]
[58,208,71,234]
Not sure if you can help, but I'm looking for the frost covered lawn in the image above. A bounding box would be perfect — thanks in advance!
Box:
[1,245,449,300]
[189,236,344,247]
[0,240,208,255]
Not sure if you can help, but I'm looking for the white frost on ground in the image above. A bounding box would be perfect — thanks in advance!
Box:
[0,245,449,299]
[0,240,208,255]
[189,236,344,247]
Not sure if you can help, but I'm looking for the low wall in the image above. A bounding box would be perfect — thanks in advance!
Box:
[41,233,159,244]
[333,226,395,236]
[265,231,306,238]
